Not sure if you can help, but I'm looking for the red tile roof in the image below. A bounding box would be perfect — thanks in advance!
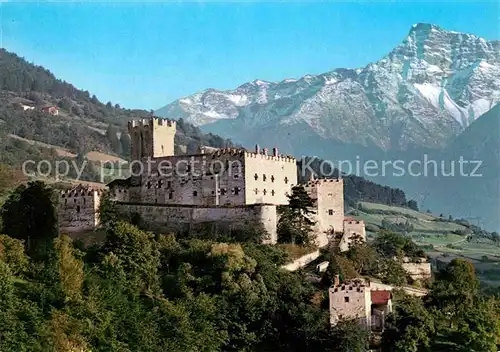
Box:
[371,290,391,305]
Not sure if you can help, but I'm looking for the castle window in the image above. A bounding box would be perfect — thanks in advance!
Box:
[147,182,152,189]
[263,174,266,182]
[76,205,81,213]
[83,198,86,205]
[167,181,172,188]
[263,189,267,195]
[254,173,258,181]
[65,199,67,205]
[193,191,198,197]
[168,192,173,199]
[344,297,349,303]
[233,174,239,179]
[328,209,334,215]
[74,199,76,203]
[328,193,333,196]
[254,188,258,195]
[221,188,227,195]
[234,187,240,195]
[211,190,215,195]
[158,180,163,188]
[271,175,275,182]
[284,177,288,184]
[271,190,275,196]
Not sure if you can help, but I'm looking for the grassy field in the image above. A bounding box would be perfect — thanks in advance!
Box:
[351,202,500,285]
[356,202,469,233]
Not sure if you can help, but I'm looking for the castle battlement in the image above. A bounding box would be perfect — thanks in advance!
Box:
[244,151,296,162]
[344,219,364,225]
[60,185,103,198]
[303,178,342,187]
[208,148,246,158]
[128,117,176,130]
[331,279,368,292]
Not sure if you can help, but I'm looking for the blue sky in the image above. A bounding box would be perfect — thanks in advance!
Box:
[1,1,498,109]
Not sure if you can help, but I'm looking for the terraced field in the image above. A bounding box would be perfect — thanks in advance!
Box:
[351,202,500,285]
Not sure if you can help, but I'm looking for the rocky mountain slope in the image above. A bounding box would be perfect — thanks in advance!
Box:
[157,23,500,152]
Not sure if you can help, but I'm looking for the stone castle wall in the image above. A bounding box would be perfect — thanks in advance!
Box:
[117,202,278,244]
[402,262,432,280]
[58,188,102,234]
[304,179,345,247]
[243,149,297,206]
[281,250,320,271]
[329,282,371,328]
[340,220,367,251]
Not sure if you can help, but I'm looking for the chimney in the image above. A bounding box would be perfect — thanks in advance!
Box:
[255,144,260,154]
[334,274,340,287]
[263,148,268,156]
[272,147,279,156]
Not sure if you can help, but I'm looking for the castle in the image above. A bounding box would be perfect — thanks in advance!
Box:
[329,276,393,332]
[58,116,366,248]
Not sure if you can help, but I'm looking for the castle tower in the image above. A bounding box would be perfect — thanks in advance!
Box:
[304,178,344,247]
[329,278,371,329]
[58,185,104,234]
[127,117,176,161]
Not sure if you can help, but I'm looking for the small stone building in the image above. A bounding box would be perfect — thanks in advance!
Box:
[58,185,104,234]
[329,276,392,332]
[340,218,367,252]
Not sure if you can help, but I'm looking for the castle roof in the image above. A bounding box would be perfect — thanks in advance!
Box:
[370,290,392,305]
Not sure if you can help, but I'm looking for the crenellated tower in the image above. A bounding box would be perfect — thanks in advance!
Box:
[304,178,344,247]
[127,117,176,161]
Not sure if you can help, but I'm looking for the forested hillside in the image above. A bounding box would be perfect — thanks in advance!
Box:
[0,49,235,176]
[0,181,498,351]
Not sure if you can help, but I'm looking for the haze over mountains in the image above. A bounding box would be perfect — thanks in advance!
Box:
[156,23,500,231]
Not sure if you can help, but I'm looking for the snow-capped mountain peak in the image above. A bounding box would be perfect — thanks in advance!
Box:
[156,24,500,151]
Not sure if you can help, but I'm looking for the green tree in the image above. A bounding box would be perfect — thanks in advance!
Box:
[382,295,435,352]
[1,181,57,258]
[53,235,84,302]
[330,319,370,352]
[119,132,132,157]
[102,221,161,294]
[0,235,29,275]
[106,125,122,154]
[406,200,419,211]
[277,185,316,245]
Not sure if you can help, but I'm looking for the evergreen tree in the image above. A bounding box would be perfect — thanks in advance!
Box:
[277,185,316,245]
[105,125,122,154]
[1,181,57,258]
[119,132,132,157]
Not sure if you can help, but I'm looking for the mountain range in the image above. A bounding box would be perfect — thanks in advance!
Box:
[157,23,499,153]
[156,23,500,231]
